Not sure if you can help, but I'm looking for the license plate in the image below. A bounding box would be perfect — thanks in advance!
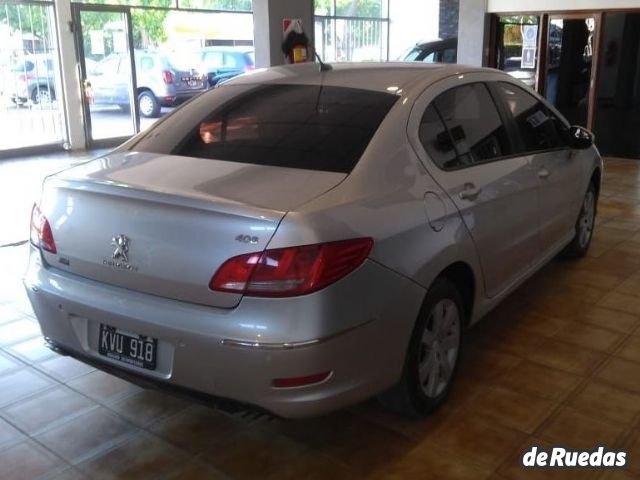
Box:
[98,324,157,370]
[188,79,198,87]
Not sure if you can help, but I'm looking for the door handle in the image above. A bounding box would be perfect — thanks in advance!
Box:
[459,183,482,201]
[538,169,550,179]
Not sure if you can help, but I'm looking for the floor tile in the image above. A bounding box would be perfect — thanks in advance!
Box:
[568,381,640,426]
[552,321,624,352]
[0,305,26,325]
[67,369,140,404]
[7,336,57,363]
[574,306,640,334]
[312,417,416,474]
[375,443,493,480]
[596,357,640,394]
[108,389,190,427]
[202,427,307,480]
[78,432,191,479]
[0,441,66,480]
[493,360,584,402]
[36,355,96,382]
[457,385,556,434]
[0,317,42,346]
[537,407,627,450]
[150,404,244,454]
[420,411,525,469]
[264,451,355,480]
[0,368,54,407]
[599,291,640,316]
[0,350,21,375]
[35,406,138,464]
[0,417,25,449]
[526,338,607,375]
[1,386,97,435]
[615,335,640,364]
[164,459,228,480]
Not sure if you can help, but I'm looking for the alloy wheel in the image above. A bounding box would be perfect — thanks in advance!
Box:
[578,190,595,249]
[418,298,461,398]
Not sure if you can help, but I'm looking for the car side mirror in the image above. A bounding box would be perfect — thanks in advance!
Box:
[568,125,594,149]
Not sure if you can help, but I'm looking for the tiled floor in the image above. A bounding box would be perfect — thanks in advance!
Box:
[0,156,639,479]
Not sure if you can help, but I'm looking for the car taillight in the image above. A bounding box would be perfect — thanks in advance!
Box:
[30,204,57,254]
[162,70,174,84]
[210,238,373,297]
[18,72,35,82]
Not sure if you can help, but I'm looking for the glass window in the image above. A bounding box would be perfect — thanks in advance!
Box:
[140,56,154,71]
[177,0,251,10]
[442,48,456,63]
[430,83,512,168]
[493,16,540,89]
[496,82,566,152]
[204,51,223,68]
[314,1,389,62]
[134,84,398,173]
[419,104,458,169]
[422,52,436,63]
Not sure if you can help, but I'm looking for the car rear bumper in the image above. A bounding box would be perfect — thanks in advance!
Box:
[24,247,424,418]
[160,90,205,106]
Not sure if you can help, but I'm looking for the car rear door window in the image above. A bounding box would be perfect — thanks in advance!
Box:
[166,84,398,173]
[420,83,512,169]
[419,104,458,169]
[495,82,566,153]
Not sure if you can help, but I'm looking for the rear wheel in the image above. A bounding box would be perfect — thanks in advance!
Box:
[32,85,54,105]
[379,278,463,416]
[562,182,597,257]
[138,91,160,118]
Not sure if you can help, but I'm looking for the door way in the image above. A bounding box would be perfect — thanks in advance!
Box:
[72,4,139,148]
[544,15,597,128]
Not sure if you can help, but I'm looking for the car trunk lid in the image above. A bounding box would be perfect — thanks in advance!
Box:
[38,151,346,308]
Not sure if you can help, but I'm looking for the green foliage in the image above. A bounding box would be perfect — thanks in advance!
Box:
[132,8,168,48]
[0,3,51,45]
[178,0,251,10]
[315,0,385,18]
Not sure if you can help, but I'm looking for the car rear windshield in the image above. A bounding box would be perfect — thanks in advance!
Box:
[131,84,398,173]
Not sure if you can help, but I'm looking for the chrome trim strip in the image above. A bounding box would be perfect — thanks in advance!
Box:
[220,318,374,350]
[220,338,320,350]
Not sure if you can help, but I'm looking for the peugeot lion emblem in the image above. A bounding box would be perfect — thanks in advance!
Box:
[111,234,130,262]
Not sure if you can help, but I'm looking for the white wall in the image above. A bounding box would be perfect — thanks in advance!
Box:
[388,0,440,60]
[457,0,488,66]
[488,0,640,12]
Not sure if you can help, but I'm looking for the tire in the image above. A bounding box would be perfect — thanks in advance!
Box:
[31,85,54,105]
[561,182,597,258]
[379,278,464,416]
[138,91,160,118]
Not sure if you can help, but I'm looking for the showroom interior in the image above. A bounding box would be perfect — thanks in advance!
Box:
[1,0,640,478]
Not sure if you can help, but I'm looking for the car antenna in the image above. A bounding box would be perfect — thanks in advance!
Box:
[314,49,332,72]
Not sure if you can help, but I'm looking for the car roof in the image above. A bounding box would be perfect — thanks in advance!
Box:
[222,62,493,96]
[415,37,458,49]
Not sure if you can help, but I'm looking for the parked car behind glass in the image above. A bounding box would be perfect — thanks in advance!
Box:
[26,63,601,418]
[198,47,255,87]
[10,54,58,105]
[402,37,458,63]
[87,50,206,118]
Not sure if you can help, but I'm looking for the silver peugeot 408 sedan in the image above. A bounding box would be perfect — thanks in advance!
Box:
[25,62,602,418]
